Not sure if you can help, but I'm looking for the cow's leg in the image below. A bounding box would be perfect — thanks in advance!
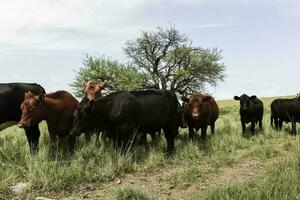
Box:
[188,126,196,139]
[241,121,246,136]
[68,134,76,153]
[274,117,279,130]
[270,114,274,127]
[84,132,92,144]
[24,125,41,154]
[58,135,68,152]
[149,131,157,142]
[164,128,177,154]
[57,136,63,151]
[291,120,297,136]
[49,131,57,144]
[95,131,101,146]
[250,121,255,135]
[137,133,147,145]
[200,125,207,141]
[119,124,135,153]
[279,119,283,130]
[259,119,263,130]
[210,123,215,134]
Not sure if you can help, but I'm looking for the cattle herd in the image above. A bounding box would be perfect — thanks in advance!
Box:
[0,82,299,155]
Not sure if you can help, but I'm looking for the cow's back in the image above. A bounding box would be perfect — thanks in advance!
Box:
[272,98,296,122]
[206,98,219,123]
[130,90,179,130]
[0,83,45,123]
[45,91,79,118]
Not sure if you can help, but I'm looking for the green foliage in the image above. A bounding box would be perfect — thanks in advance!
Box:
[70,55,149,98]
[124,25,226,95]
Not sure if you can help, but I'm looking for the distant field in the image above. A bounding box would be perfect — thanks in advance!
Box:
[0,96,299,200]
[217,95,296,108]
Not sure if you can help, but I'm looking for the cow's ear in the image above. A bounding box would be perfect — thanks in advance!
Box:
[38,94,45,104]
[25,91,34,98]
[234,96,240,100]
[249,95,257,100]
[203,96,212,102]
[181,96,189,102]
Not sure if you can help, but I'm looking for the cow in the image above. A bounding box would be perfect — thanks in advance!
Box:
[0,83,45,153]
[182,94,219,140]
[84,80,108,100]
[70,90,182,153]
[234,94,263,135]
[270,97,300,135]
[18,90,79,151]
[83,80,109,143]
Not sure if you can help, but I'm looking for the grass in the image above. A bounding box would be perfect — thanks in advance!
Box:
[112,186,149,200]
[163,166,204,189]
[200,148,300,200]
[0,95,299,199]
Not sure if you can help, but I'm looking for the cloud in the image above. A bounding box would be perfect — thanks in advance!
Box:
[283,8,300,17]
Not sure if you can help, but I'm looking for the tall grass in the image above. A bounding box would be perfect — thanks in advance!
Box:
[0,96,299,199]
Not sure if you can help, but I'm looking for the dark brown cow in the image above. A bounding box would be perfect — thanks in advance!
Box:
[182,94,219,140]
[18,91,79,150]
[84,80,107,100]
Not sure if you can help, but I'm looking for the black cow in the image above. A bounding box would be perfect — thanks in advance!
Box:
[271,97,300,135]
[70,90,183,153]
[234,94,264,135]
[0,83,46,153]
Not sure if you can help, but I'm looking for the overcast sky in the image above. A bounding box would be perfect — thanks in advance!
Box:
[0,0,299,99]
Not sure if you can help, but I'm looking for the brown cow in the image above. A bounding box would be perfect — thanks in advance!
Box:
[18,91,79,151]
[84,80,107,100]
[182,94,219,140]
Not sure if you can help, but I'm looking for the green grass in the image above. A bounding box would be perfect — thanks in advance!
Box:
[163,166,204,189]
[112,186,149,200]
[200,147,300,200]
[0,96,299,199]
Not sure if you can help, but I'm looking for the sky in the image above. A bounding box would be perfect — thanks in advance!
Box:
[0,0,299,99]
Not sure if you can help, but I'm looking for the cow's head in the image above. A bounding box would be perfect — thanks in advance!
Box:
[182,94,212,119]
[84,80,107,100]
[234,94,257,111]
[70,98,94,136]
[19,92,45,128]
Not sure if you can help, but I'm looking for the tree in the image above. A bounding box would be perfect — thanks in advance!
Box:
[124,25,226,95]
[71,55,149,98]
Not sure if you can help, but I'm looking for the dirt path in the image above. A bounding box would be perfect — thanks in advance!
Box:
[60,154,288,200]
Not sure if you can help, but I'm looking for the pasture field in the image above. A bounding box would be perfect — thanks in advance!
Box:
[0,96,299,200]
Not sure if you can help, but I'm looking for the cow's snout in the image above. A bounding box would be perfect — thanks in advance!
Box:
[241,107,248,111]
[192,113,199,118]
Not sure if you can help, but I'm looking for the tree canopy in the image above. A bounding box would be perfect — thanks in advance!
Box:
[71,25,226,97]
[70,55,149,98]
[124,26,225,95]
